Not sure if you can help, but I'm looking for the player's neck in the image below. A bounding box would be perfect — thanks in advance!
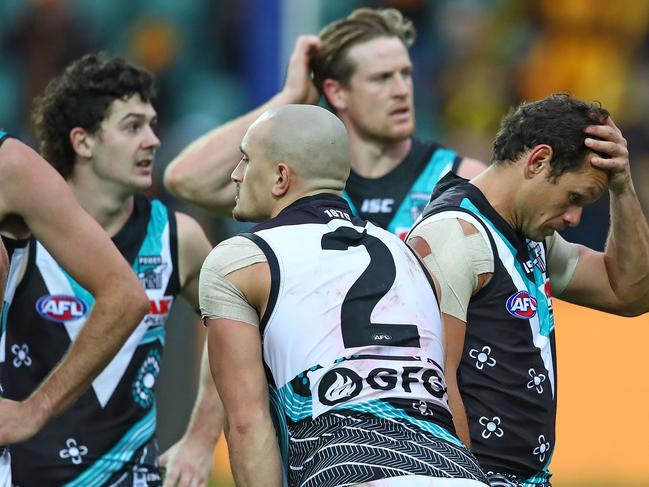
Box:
[270,188,344,219]
[349,133,412,179]
[68,173,135,237]
[470,165,518,229]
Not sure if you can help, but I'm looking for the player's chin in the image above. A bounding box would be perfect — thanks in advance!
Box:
[387,123,415,141]
[131,175,153,191]
[529,227,553,242]
[232,205,245,222]
[232,205,257,223]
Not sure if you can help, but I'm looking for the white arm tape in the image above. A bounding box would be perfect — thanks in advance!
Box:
[545,232,580,298]
[199,236,268,326]
[409,217,493,322]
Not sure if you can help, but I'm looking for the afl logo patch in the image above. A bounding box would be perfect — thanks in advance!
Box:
[36,295,88,323]
[506,291,537,319]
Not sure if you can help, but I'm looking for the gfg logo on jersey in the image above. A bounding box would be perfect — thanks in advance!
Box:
[318,365,446,407]
[506,291,537,319]
[318,368,363,406]
[36,295,88,323]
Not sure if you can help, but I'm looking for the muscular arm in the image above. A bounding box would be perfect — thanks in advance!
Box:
[164,36,321,214]
[0,138,149,443]
[558,118,649,316]
[207,317,281,487]
[200,241,280,486]
[160,213,224,486]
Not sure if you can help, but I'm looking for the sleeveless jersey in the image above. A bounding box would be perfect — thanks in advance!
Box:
[411,174,556,486]
[246,194,487,487]
[343,138,461,239]
[0,132,29,383]
[3,195,180,487]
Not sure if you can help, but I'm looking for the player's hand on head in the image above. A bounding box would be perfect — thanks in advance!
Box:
[159,437,214,487]
[281,35,321,105]
[584,116,631,194]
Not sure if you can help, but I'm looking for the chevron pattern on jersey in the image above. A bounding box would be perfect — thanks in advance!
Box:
[287,411,487,487]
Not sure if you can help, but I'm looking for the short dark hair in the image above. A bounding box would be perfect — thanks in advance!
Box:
[32,52,156,179]
[492,93,610,180]
[311,8,415,95]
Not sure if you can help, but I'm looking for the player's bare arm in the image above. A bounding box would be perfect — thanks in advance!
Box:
[163,35,321,215]
[204,258,282,487]
[557,117,649,316]
[0,139,149,444]
[160,212,225,487]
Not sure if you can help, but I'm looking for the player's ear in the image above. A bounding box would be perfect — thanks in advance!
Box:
[272,162,291,197]
[524,144,553,179]
[70,127,94,159]
[322,78,347,112]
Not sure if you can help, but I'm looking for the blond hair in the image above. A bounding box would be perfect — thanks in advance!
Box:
[311,8,416,93]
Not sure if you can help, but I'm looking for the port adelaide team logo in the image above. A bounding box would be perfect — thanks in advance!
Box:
[36,295,88,323]
[506,290,537,319]
[137,255,166,290]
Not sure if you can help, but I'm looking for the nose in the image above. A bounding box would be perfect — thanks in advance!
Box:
[144,125,160,149]
[392,73,410,97]
[563,206,583,227]
[231,159,245,183]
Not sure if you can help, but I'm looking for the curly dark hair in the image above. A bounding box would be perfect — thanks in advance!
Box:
[311,8,415,96]
[32,52,156,179]
[492,93,610,181]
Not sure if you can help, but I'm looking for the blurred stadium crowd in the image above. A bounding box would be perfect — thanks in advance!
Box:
[3,0,649,249]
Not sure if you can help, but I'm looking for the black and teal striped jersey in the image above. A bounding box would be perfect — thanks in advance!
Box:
[343,138,462,239]
[3,194,180,487]
[413,174,556,486]
[0,131,29,388]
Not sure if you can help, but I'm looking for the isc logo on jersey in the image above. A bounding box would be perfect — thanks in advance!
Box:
[36,295,88,322]
[506,291,537,319]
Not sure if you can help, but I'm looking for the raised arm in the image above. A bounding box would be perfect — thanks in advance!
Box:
[557,117,649,316]
[0,138,149,443]
[163,36,321,215]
